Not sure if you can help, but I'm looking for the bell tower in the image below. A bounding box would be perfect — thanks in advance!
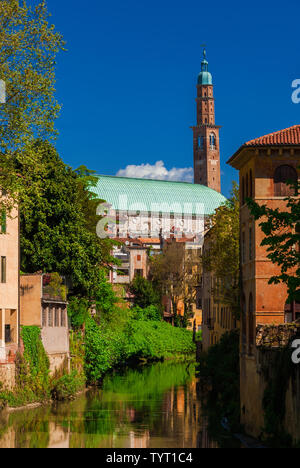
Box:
[192,50,221,193]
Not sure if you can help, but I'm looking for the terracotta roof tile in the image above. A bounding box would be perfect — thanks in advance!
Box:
[245,125,300,147]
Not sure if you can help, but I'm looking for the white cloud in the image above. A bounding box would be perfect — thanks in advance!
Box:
[116,160,193,183]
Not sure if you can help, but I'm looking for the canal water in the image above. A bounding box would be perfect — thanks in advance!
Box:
[0,361,239,448]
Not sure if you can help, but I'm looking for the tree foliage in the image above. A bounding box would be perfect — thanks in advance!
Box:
[129,275,161,309]
[84,316,195,384]
[247,177,300,303]
[15,139,115,297]
[150,240,201,320]
[0,0,65,205]
[202,182,240,317]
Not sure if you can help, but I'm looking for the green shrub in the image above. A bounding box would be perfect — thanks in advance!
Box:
[0,326,50,408]
[129,275,161,309]
[84,317,126,383]
[84,316,196,384]
[51,371,85,401]
[131,305,162,322]
[123,320,195,360]
[68,297,90,329]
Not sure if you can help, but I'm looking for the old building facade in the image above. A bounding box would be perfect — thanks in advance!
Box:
[201,228,239,350]
[228,124,300,439]
[20,273,70,374]
[0,200,19,368]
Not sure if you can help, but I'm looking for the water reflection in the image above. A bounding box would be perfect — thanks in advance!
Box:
[0,361,230,448]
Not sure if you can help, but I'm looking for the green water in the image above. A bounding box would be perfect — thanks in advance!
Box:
[0,361,234,448]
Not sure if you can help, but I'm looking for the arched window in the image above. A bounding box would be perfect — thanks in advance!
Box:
[246,173,249,198]
[248,293,254,353]
[209,133,216,149]
[198,136,204,149]
[249,226,253,261]
[274,165,298,196]
[249,169,253,198]
[241,176,245,205]
[241,293,246,353]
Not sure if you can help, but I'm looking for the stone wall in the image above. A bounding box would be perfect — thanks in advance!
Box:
[0,363,15,391]
[241,324,300,445]
[256,323,300,348]
[48,353,70,376]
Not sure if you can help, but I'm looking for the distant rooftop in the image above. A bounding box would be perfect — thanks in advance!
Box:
[91,175,226,216]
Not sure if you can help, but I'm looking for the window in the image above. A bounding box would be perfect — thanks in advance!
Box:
[248,293,254,353]
[209,133,216,149]
[274,165,298,196]
[249,170,253,198]
[42,307,47,327]
[137,255,141,261]
[241,176,245,205]
[48,307,53,327]
[55,308,59,327]
[249,227,253,261]
[242,232,246,263]
[1,210,6,234]
[1,256,6,283]
[198,136,204,149]
[241,294,246,353]
[5,325,11,343]
[134,269,143,277]
[61,309,66,327]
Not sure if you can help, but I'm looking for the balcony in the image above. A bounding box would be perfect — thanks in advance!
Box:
[42,273,67,303]
[115,275,130,284]
[114,253,130,261]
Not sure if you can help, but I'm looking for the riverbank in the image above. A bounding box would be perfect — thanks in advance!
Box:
[0,316,198,411]
[0,360,210,448]
[84,315,197,384]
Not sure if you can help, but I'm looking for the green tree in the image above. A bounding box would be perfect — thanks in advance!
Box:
[131,305,162,322]
[247,177,300,305]
[150,240,201,327]
[129,275,161,309]
[202,182,240,318]
[0,0,64,206]
[16,139,115,298]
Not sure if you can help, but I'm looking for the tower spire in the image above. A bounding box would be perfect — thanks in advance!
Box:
[192,51,221,193]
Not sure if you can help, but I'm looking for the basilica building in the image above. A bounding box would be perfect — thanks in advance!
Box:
[92,51,225,243]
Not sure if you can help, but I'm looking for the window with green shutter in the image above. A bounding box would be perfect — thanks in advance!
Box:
[1,210,6,234]
[1,256,6,283]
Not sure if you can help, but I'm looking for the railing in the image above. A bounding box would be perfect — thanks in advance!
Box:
[115,275,130,284]
[114,254,130,261]
[206,318,215,330]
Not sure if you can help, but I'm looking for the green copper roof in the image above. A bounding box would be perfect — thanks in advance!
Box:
[198,71,213,85]
[91,175,226,216]
[198,49,213,85]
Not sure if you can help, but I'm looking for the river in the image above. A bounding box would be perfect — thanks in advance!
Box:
[0,361,240,448]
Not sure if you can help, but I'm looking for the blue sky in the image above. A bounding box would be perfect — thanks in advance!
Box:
[48,0,300,198]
